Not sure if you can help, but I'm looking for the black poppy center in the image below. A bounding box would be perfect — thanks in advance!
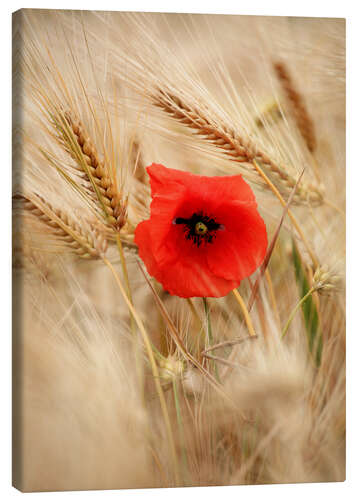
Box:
[173,211,223,247]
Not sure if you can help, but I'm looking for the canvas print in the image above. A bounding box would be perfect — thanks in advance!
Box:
[12,9,346,492]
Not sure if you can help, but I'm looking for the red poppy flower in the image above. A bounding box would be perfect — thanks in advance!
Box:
[135,163,267,298]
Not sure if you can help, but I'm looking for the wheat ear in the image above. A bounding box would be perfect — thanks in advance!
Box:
[273,61,317,154]
[16,194,107,259]
[153,90,323,206]
[55,110,127,232]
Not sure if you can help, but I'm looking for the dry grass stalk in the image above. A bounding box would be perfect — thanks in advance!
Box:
[153,89,323,206]
[131,140,147,184]
[273,61,317,154]
[127,140,150,225]
[58,110,127,232]
[16,194,107,259]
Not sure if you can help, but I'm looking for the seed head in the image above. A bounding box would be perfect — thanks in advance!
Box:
[158,355,185,382]
[312,266,341,295]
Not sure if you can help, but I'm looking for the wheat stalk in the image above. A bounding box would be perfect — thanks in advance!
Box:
[16,194,107,259]
[153,89,323,206]
[273,61,317,154]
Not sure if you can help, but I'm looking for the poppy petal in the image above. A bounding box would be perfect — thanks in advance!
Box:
[157,257,240,298]
[135,219,160,276]
[147,163,190,195]
[145,181,188,266]
[147,163,256,208]
[206,202,268,280]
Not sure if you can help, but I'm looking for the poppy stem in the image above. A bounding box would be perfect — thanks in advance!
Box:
[202,297,220,382]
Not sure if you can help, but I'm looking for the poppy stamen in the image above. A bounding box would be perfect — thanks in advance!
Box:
[173,212,221,247]
[195,222,208,235]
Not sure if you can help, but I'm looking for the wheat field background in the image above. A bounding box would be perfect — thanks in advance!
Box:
[12,10,345,492]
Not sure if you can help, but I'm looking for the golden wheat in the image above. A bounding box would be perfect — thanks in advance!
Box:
[56,110,128,232]
[274,61,317,154]
[15,193,107,259]
[153,89,324,206]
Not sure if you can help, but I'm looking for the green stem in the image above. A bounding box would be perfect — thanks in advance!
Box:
[151,342,166,361]
[281,287,315,339]
[202,298,220,382]
[172,379,188,483]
